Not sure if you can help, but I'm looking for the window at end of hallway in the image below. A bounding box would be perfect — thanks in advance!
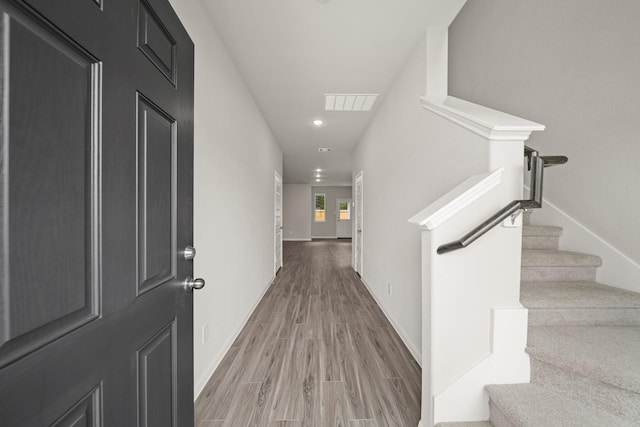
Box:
[315,193,325,222]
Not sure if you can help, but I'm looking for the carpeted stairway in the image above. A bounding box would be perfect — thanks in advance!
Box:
[486,214,640,426]
[439,214,640,427]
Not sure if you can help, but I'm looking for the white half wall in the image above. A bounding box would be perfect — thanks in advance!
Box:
[168,0,283,398]
[352,35,488,361]
[448,0,640,266]
[283,184,312,241]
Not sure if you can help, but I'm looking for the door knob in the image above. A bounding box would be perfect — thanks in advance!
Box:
[183,245,196,260]
[185,276,205,290]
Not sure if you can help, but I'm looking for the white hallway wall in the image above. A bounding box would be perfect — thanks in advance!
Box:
[352,36,488,358]
[169,0,283,397]
[448,0,640,272]
[283,184,312,241]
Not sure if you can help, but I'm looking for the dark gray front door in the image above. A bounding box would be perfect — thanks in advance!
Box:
[0,0,195,425]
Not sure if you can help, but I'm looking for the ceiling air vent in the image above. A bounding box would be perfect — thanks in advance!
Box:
[325,93,378,111]
[318,148,331,152]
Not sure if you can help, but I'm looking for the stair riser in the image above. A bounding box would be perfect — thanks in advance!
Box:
[521,266,597,282]
[531,358,640,422]
[522,236,560,250]
[489,401,516,427]
[528,307,640,327]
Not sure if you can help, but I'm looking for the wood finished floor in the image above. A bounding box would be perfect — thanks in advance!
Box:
[194,239,421,427]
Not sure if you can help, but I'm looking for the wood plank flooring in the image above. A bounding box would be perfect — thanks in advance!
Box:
[194,239,421,426]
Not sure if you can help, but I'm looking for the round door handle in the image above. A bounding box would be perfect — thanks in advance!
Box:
[183,245,196,260]
[185,276,205,290]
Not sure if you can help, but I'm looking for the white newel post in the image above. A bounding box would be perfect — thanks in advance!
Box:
[410,98,545,426]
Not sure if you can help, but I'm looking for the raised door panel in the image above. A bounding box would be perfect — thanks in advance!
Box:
[137,0,176,85]
[137,95,176,295]
[51,386,102,427]
[0,5,100,366]
[137,321,176,427]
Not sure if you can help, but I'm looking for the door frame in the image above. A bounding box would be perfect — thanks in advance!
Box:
[274,171,283,275]
[354,171,363,275]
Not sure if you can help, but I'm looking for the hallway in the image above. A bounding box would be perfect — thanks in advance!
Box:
[194,240,421,426]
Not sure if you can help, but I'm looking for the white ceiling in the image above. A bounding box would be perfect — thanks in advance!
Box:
[201,0,431,186]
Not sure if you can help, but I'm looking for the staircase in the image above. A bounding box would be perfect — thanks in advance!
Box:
[438,214,640,427]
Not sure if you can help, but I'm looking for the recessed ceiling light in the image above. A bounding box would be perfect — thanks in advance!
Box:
[315,179,321,182]
[318,148,331,152]
[315,169,322,172]
[312,119,324,126]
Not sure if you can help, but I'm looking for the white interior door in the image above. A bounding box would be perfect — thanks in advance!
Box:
[336,198,353,238]
[274,172,283,274]
[354,171,363,275]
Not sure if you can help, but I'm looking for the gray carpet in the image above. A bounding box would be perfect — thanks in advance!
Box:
[522,281,640,326]
[443,221,640,425]
[436,422,493,427]
[527,326,640,394]
[485,221,640,426]
[486,384,636,427]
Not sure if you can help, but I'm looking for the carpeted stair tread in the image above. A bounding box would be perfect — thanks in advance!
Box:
[531,358,640,421]
[486,383,636,426]
[522,281,640,325]
[435,422,493,427]
[521,281,640,309]
[521,250,602,267]
[527,326,640,394]
[522,225,563,237]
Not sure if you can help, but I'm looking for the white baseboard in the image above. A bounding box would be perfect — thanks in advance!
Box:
[193,276,274,400]
[528,191,640,293]
[359,277,422,364]
[283,238,312,241]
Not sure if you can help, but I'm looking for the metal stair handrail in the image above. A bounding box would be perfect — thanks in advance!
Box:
[437,146,568,255]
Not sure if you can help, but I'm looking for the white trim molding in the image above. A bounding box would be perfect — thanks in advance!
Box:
[421,96,545,141]
[408,168,504,230]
